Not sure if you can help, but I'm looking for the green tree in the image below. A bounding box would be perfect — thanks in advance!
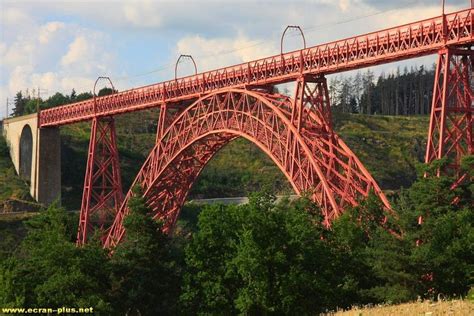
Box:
[23,98,43,114]
[12,91,28,116]
[328,158,474,304]
[75,92,93,102]
[109,186,181,315]
[180,203,243,314]
[397,158,474,298]
[0,203,111,313]
[43,92,68,109]
[326,193,414,306]
[98,87,117,96]
[232,194,336,314]
[329,159,473,304]
[181,192,339,315]
[70,89,77,102]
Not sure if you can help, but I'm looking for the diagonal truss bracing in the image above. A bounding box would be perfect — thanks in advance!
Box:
[103,83,391,248]
[40,8,474,127]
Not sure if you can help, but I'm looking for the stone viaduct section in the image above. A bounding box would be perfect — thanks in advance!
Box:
[2,114,61,205]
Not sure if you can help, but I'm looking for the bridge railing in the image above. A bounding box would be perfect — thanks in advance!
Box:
[39,8,473,127]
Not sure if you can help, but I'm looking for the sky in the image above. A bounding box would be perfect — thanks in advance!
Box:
[0,0,470,118]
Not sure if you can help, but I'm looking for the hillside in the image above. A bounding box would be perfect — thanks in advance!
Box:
[0,134,37,211]
[60,111,429,210]
[1,112,429,211]
[0,135,31,203]
[333,113,428,189]
[0,135,39,258]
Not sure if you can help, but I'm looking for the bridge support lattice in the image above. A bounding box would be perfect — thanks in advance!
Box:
[77,117,123,246]
[426,48,474,185]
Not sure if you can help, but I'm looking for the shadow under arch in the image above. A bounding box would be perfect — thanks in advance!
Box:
[19,124,33,182]
[188,136,291,200]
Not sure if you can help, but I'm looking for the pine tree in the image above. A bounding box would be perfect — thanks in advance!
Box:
[12,91,27,116]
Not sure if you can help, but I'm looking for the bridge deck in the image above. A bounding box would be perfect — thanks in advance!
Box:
[39,8,474,127]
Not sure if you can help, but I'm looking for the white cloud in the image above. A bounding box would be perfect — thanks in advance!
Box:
[338,0,351,12]
[8,66,34,95]
[39,22,65,44]
[1,36,36,70]
[175,34,277,73]
[31,72,58,91]
[122,0,162,27]
[371,6,445,27]
[61,36,90,66]
[2,7,30,26]
[0,7,117,116]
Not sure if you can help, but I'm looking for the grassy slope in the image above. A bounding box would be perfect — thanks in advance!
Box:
[59,111,428,210]
[0,135,31,202]
[333,113,428,190]
[0,111,429,210]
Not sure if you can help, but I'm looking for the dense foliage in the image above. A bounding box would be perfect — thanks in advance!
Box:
[0,187,180,315]
[109,186,181,315]
[179,166,473,315]
[0,203,111,312]
[1,159,471,314]
[180,193,336,314]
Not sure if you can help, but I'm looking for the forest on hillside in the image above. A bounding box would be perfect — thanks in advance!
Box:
[329,65,435,115]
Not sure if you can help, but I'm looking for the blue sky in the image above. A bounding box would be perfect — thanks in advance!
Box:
[0,0,470,118]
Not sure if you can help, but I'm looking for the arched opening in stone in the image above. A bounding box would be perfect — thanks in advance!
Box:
[19,124,33,182]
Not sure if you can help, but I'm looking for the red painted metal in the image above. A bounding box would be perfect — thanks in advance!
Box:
[104,82,391,248]
[39,8,473,127]
[76,117,123,246]
[37,6,471,248]
[425,48,473,182]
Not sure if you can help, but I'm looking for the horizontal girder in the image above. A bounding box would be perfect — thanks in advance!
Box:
[40,8,474,127]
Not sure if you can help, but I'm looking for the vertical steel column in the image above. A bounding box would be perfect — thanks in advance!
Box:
[290,75,338,226]
[294,74,391,225]
[77,117,123,246]
[425,48,474,184]
[156,103,168,142]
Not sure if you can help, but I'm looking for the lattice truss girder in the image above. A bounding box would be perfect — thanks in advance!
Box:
[77,117,123,246]
[40,8,474,127]
[104,78,390,248]
[425,48,473,182]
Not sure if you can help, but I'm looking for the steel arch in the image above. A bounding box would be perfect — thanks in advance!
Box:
[104,86,389,248]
